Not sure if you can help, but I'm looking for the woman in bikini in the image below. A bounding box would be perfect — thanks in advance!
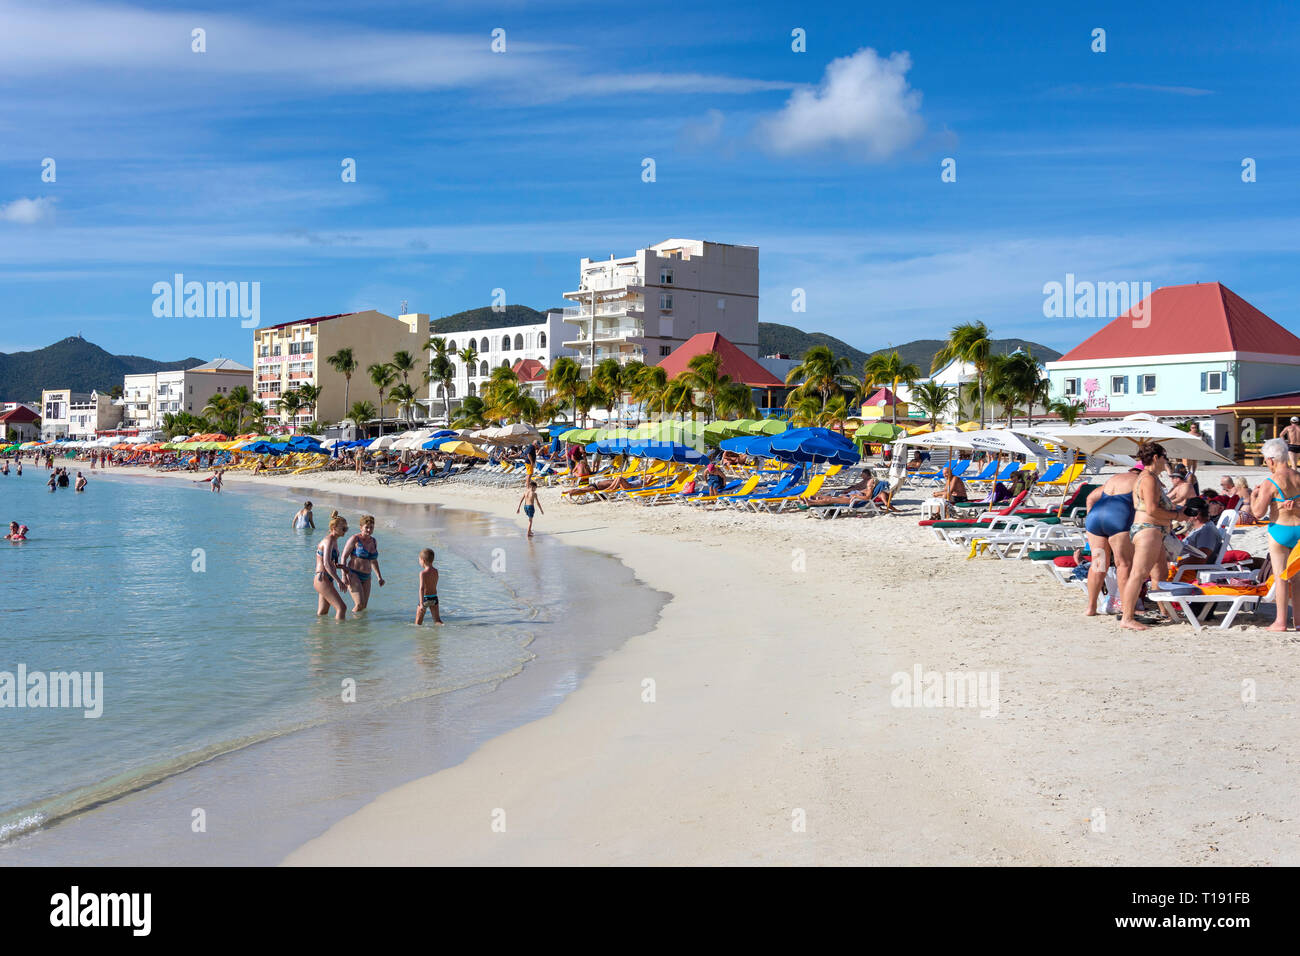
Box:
[314,512,351,620]
[1082,467,1141,616]
[341,514,385,611]
[1250,438,1300,631]
[1120,442,1183,631]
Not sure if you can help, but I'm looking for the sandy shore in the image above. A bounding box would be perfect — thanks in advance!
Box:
[108,463,1300,864]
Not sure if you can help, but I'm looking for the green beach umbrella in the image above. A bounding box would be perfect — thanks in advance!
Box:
[856,421,905,441]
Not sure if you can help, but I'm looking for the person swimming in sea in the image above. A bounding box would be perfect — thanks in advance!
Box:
[46,473,56,493]
[291,501,315,530]
[313,511,351,620]
[341,514,385,612]
[74,471,87,492]
[6,521,28,541]
[415,548,443,625]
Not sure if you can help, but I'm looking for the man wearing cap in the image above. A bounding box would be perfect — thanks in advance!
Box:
[1282,417,1300,467]
[1168,466,1197,510]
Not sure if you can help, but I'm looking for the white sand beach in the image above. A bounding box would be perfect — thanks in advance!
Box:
[116,465,1300,865]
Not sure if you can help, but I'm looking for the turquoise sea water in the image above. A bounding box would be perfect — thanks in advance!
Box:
[0,467,663,864]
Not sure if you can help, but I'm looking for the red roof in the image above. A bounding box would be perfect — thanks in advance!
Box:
[1057,283,1300,362]
[0,407,39,424]
[512,358,547,383]
[264,311,361,332]
[656,333,784,388]
[864,387,902,406]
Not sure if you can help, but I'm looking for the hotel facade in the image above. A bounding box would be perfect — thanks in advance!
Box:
[120,359,253,431]
[561,238,760,371]
[427,310,578,405]
[40,389,121,441]
[252,310,429,428]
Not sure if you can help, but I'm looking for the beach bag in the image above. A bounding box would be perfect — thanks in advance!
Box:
[1103,566,1121,614]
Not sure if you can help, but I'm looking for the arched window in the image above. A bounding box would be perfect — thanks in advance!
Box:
[502,335,511,351]
[480,361,489,377]
[448,363,456,378]
[436,385,444,397]
[514,333,524,350]
[538,331,546,348]
[468,383,476,397]
[479,337,489,353]
[447,340,457,352]
[448,383,456,398]
[502,359,511,369]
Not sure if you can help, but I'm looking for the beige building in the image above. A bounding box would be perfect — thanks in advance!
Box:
[121,358,254,431]
[562,238,760,370]
[41,389,121,440]
[252,310,429,427]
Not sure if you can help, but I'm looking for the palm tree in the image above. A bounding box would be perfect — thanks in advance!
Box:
[932,322,993,427]
[785,345,853,412]
[630,364,668,421]
[716,381,757,420]
[296,383,323,424]
[327,348,358,422]
[348,400,376,430]
[661,378,698,419]
[389,382,417,426]
[452,395,488,429]
[457,344,480,383]
[425,337,456,424]
[679,352,732,421]
[224,384,257,434]
[986,351,1043,426]
[1049,397,1086,426]
[367,362,397,433]
[546,357,584,425]
[390,350,418,395]
[484,366,522,423]
[910,381,954,431]
[200,394,235,436]
[863,351,922,425]
[277,389,303,433]
[591,359,625,426]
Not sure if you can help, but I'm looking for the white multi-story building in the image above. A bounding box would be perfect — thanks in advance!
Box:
[426,310,578,408]
[40,389,121,440]
[562,238,760,371]
[121,358,254,431]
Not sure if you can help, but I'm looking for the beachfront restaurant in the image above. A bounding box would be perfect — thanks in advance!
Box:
[1218,392,1300,464]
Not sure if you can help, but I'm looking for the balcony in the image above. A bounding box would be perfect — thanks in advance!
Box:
[572,271,643,294]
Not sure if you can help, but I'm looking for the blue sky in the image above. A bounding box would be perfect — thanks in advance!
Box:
[1,0,1298,365]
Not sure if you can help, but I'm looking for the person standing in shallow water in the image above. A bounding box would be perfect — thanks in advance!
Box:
[314,512,351,620]
[341,514,385,612]
[517,480,543,537]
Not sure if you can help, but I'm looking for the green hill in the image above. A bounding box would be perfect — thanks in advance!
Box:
[428,304,566,335]
[758,323,1060,371]
[0,336,204,403]
[758,323,871,368]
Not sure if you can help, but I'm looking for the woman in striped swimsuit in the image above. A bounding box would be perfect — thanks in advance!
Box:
[1120,442,1183,631]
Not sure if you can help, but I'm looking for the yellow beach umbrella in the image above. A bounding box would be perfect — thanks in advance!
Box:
[905,423,934,436]
[956,421,981,432]
[439,440,487,458]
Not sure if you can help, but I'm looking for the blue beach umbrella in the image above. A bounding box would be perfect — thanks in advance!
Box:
[719,435,775,457]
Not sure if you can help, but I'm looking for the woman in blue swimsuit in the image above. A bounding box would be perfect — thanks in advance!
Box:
[1082,467,1141,616]
[314,512,350,620]
[1251,438,1300,631]
[342,514,385,612]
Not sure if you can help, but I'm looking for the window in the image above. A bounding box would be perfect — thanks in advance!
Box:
[1110,375,1128,395]
[514,333,524,350]
[660,269,674,285]
[259,346,269,357]
[480,361,489,377]
[447,340,457,352]
[480,337,489,352]
[659,293,673,311]
[502,359,510,369]
[716,297,726,310]
[659,345,672,357]
[538,331,546,348]
[1136,374,1156,394]
[468,383,476,397]
[1063,377,1080,397]
[301,341,313,354]
[289,342,302,354]
[448,363,456,378]
[1201,370,1224,393]
[502,335,511,351]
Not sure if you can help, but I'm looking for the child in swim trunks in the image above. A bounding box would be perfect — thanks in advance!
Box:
[517,480,543,537]
[416,548,443,625]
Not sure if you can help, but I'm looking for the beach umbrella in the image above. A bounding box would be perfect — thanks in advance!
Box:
[768,427,860,466]
[562,428,596,444]
[489,422,540,444]
[1034,415,1235,465]
[439,440,487,458]
[956,421,981,432]
[905,423,934,436]
[720,435,774,457]
[749,419,789,436]
[956,428,1053,458]
[369,434,400,450]
[855,421,905,441]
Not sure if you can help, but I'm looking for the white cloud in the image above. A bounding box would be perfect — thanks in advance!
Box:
[757,48,925,159]
[0,197,55,224]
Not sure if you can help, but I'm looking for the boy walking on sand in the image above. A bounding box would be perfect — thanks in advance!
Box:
[517,480,543,537]
[416,548,443,625]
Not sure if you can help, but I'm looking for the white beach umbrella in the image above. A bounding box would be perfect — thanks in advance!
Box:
[1033,415,1234,465]
[369,434,399,450]
[956,428,1053,458]
[490,422,539,444]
